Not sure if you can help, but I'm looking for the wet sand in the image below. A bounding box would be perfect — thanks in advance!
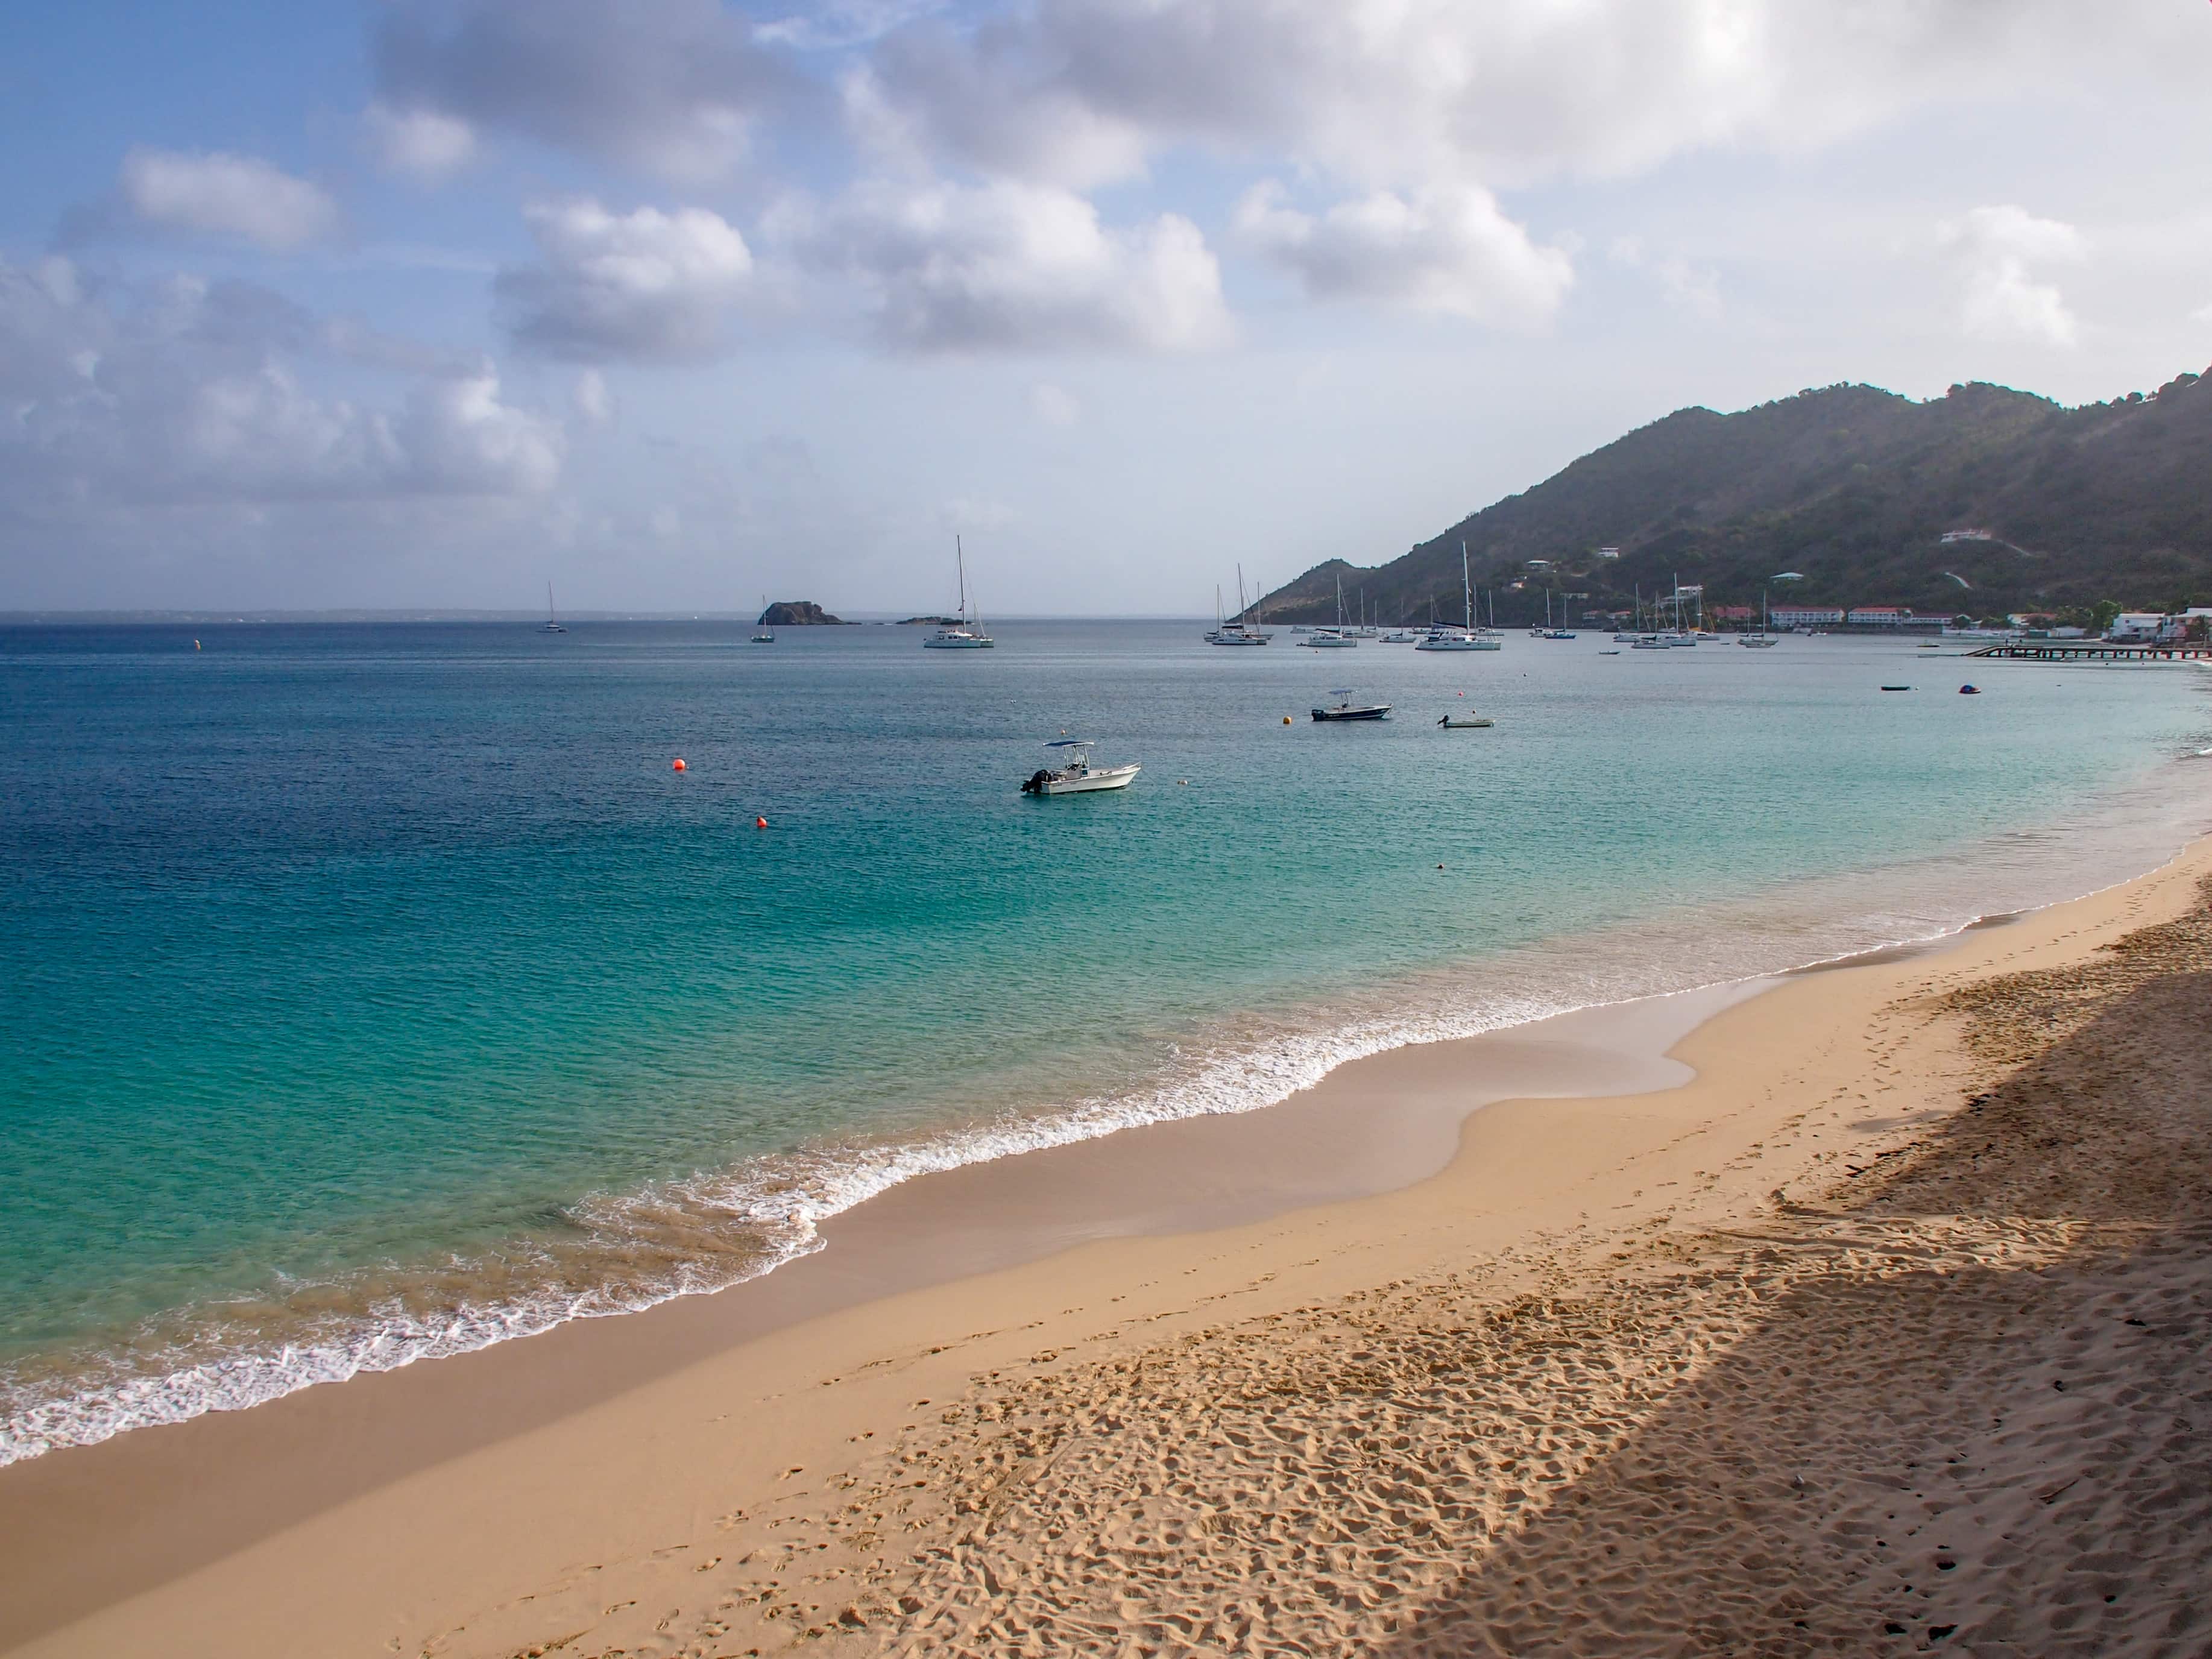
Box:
[4,841,2210,1657]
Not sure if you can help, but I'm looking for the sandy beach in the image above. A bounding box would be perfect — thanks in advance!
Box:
[4,837,2210,1658]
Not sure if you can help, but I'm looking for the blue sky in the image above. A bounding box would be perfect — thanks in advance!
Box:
[4,1,2210,613]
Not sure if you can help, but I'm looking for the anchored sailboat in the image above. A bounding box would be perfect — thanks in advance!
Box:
[1417,543,1500,650]
[924,537,994,649]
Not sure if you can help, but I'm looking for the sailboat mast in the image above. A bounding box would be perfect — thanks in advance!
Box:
[956,535,967,623]
[547,581,556,624]
[1460,541,1471,632]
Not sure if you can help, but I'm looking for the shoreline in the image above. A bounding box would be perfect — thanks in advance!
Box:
[9,719,2211,1474]
[3,834,2209,1655]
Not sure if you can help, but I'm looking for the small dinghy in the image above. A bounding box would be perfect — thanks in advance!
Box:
[1959,684,1982,695]
[1438,713,1494,728]
[1021,740,1140,795]
[1311,691,1391,721]
[1880,684,1912,691]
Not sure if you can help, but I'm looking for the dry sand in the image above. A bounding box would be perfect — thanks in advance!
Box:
[4,840,2210,1658]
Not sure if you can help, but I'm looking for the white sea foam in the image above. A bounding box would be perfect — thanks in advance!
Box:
[6,763,2211,1467]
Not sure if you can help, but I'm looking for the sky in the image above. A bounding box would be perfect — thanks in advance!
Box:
[3,1,2211,615]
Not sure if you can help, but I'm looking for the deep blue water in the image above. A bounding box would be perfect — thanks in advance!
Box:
[4,620,2208,1459]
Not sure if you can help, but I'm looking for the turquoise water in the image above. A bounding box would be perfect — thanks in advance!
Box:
[4,621,2209,1460]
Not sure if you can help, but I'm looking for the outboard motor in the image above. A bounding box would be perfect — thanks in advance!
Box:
[1022,769,1053,795]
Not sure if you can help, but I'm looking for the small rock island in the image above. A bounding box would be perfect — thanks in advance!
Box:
[757,600,848,626]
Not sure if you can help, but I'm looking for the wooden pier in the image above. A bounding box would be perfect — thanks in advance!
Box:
[1965,640,2212,662]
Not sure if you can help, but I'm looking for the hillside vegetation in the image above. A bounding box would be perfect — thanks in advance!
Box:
[1257,369,2212,627]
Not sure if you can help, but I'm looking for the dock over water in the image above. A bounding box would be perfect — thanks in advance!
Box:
[1965,640,2212,662]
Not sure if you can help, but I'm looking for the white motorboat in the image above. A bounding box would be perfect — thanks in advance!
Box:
[1631,634,1671,649]
[1417,543,1502,650]
[1382,631,1419,644]
[1438,712,1494,728]
[924,537,995,648]
[1312,690,1391,721]
[1021,740,1140,795]
[542,583,566,633]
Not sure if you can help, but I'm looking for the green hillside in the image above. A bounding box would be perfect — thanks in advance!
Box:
[1256,369,2212,628]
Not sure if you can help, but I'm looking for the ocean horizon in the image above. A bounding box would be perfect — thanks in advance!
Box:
[5,619,2209,1465]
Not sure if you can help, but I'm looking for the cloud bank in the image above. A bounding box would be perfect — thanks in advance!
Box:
[768,179,1227,352]
[0,258,562,515]
[500,199,755,361]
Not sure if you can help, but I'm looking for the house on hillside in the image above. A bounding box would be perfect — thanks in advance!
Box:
[2108,612,2166,642]
[1940,528,1996,544]
[1526,558,1554,573]
[1710,605,1756,626]
[1595,547,1622,559]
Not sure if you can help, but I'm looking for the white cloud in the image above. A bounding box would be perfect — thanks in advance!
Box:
[768,178,1228,353]
[364,101,479,178]
[754,0,945,51]
[849,1,2198,193]
[118,148,338,251]
[500,199,754,361]
[0,257,561,514]
[1940,205,2084,347]
[374,0,796,183]
[1029,382,1080,426]
[1235,181,1572,326]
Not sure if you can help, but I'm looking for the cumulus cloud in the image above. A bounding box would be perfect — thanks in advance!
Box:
[116,148,338,251]
[1235,181,1571,326]
[364,101,479,178]
[0,256,562,514]
[374,0,797,183]
[768,179,1227,352]
[1940,205,2084,347]
[848,0,2195,193]
[499,198,755,362]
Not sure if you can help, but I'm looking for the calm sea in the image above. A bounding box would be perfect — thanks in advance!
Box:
[4,620,2209,1461]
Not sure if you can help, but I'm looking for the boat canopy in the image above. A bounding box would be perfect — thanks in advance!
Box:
[1045,738,1094,748]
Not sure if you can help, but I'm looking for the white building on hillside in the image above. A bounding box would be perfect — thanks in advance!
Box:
[1769,603,1844,628]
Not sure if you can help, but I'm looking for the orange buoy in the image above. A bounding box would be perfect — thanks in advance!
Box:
[755,816,768,828]
[672,758,687,771]
[1282,714,1291,724]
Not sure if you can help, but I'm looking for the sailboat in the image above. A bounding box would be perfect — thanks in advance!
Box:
[1739,589,1777,647]
[541,583,566,633]
[751,595,775,644]
[924,537,994,649]
[1299,575,1359,646]
[1205,564,1272,644]
[1417,543,1500,649]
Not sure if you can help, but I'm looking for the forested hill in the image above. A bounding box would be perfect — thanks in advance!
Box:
[1256,369,2212,627]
